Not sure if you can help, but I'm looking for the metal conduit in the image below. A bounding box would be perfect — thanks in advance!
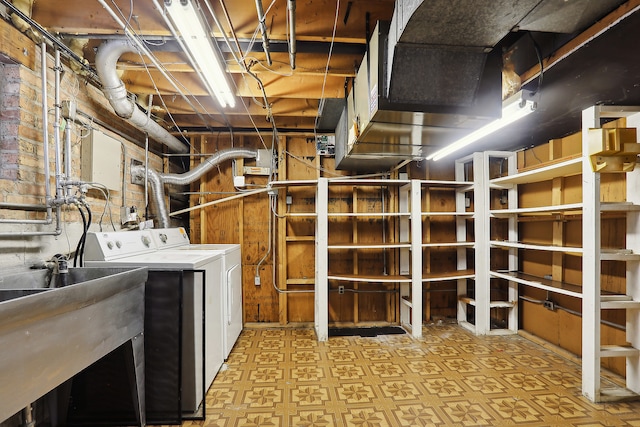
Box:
[288,0,296,69]
[0,44,61,236]
[254,0,273,66]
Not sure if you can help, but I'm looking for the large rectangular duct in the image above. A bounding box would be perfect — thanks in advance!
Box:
[335,0,624,172]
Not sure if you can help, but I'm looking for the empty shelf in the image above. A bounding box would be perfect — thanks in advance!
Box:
[490,157,582,186]
[328,274,411,283]
[490,270,583,298]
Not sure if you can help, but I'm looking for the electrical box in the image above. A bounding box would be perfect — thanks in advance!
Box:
[81,129,122,191]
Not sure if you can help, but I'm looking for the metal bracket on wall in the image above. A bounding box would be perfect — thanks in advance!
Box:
[130,159,144,185]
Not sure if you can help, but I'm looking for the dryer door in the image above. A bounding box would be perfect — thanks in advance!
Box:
[224,263,243,358]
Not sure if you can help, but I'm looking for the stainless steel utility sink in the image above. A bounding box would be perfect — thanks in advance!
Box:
[0,267,148,425]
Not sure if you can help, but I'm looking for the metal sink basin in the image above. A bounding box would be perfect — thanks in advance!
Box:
[0,267,148,425]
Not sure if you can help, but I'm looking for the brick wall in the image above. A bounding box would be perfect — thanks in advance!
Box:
[0,43,167,269]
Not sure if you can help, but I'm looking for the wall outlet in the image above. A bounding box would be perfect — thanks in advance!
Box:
[543,300,555,311]
[254,275,261,286]
[338,285,345,294]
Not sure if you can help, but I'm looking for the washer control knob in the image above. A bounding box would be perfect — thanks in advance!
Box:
[115,240,122,248]
[106,241,114,250]
[160,233,168,243]
[141,236,151,247]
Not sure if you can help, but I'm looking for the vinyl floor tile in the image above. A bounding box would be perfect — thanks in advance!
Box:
[167,324,640,426]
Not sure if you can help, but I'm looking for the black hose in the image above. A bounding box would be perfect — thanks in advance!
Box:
[78,203,92,267]
[73,205,87,267]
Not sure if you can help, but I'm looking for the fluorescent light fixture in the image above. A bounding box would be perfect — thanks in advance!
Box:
[165,0,235,108]
[426,90,536,161]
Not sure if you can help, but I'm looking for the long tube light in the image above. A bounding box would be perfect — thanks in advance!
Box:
[426,90,536,161]
[165,0,235,108]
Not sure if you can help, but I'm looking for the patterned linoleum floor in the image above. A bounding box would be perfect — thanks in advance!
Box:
[177,324,640,426]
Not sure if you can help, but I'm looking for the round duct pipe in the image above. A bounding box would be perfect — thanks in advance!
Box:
[95,40,188,154]
[132,148,259,227]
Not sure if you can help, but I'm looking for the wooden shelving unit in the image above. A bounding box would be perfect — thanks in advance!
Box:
[316,178,414,341]
[484,106,640,402]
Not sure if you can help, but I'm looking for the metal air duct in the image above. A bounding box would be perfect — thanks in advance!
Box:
[132,148,258,227]
[95,40,188,154]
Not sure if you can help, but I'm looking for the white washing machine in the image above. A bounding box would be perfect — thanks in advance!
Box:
[84,230,224,415]
[150,227,243,359]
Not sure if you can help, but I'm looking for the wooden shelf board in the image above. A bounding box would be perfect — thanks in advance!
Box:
[600,250,640,261]
[327,178,410,186]
[328,243,412,249]
[286,236,315,242]
[600,345,639,358]
[490,157,583,186]
[600,202,640,212]
[491,240,583,254]
[328,274,411,283]
[286,212,317,218]
[459,296,515,308]
[423,269,475,282]
[490,203,583,216]
[421,211,474,217]
[490,270,583,298]
[419,180,474,188]
[286,278,315,285]
[422,242,474,249]
[328,212,411,218]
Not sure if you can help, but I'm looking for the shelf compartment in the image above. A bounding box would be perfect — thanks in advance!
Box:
[490,270,583,298]
[328,274,411,283]
[490,157,582,187]
[491,240,583,255]
[459,296,516,308]
[600,249,640,261]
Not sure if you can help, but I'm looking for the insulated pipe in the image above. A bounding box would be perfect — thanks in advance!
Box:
[94,40,188,154]
[254,0,273,66]
[131,148,258,227]
[64,120,72,197]
[160,148,257,185]
[287,0,296,70]
[41,42,52,210]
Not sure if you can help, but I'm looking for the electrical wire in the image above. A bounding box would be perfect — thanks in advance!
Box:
[283,150,342,177]
[313,0,340,135]
[527,31,544,96]
[87,182,116,231]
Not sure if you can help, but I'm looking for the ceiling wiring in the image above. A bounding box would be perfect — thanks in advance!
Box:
[314,0,340,136]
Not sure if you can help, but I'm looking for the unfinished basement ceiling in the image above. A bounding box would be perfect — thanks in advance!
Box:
[6,0,640,161]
